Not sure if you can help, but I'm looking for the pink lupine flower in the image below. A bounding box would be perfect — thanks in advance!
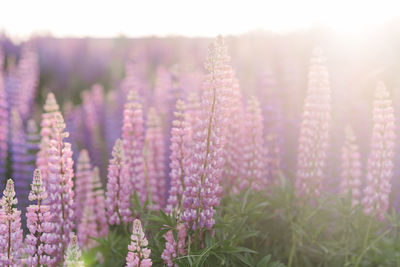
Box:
[74,149,92,225]
[47,113,75,262]
[166,100,192,214]
[78,167,107,248]
[182,36,234,231]
[144,108,166,209]
[154,66,172,119]
[63,233,84,267]
[125,219,152,267]
[106,139,128,225]
[185,92,201,134]
[0,64,8,189]
[37,92,61,190]
[223,77,245,192]
[296,48,331,198]
[161,224,187,267]
[0,179,23,266]
[122,90,146,212]
[240,97,266,191]
[25,169,57,267]
[362,82,396,220]
[339,126,362,205]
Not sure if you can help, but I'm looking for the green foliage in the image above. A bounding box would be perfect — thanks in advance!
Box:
[83,177,400,266]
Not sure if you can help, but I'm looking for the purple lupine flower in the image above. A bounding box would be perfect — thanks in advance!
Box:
[125,219,152,267]
[10,109,31,223]
[0,179,23,266]
[223,77,245,193]
[74,149,92,225]
[122,90,146,211]
[37,93,61,190]
[362,82,396,220]
[258,70,283,185]
[161,224,187,267]
[105,91,122,155]
[154,66,172,121]
[106,139,129,225]
[78,167,107,246]
[296,48,331,198]
[26,119,40,180]
[144,108,167,209]
[182,36,234,231]
[166,100,192,214]
[25,169,57,267]
[15,44,39,121]
[0,62,7,191]
[339,126,362,205]
[240,97,266,191]
[185,92,201,134]
[47,113,75,263]
[77,205,98,249]
[63,233,84,267]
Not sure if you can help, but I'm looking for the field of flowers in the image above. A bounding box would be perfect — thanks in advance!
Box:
[1,33,400,267]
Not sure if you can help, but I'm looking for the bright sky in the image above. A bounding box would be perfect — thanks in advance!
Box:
[1,0,399,40]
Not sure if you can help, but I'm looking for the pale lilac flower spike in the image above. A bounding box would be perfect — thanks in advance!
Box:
[63,233,85,267]
[182,36,234,231]
[125,219,152,267]
[161,224,187,267]
[296,47,331,199]
[25,169,57,267]
[0,179,23,266]
[74,149,92,225]
[362,82,396,220]
[166,100,191,214]
[47,112,75,263]
[339,126,362,205]
[106,139,126,225]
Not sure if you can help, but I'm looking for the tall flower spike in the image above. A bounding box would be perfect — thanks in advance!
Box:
[37,92,61,190]
[362,82,396,220]
[296,48,331,198]
[78,167,108,248]
[63,233,84,267]
[0,65,7,191]
[47,112,75,263]
[144,108,166,209]
[125,219,152,267]
[166,100,192,214]
[121,90,146,213]
[240,97,266,190]
[10,109,31,213]
[0,179,23,266]
[161,224,187,267]
[182,36,234,231]
[223,76,245,192]
[339,126,362,205]
[74,149,92,225]
[106,139,128,225]
[25,169,57,267]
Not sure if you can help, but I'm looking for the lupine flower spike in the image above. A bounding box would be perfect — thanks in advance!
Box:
[166,100,191,214]
[161,224,187,267]
[0,179,23,266]
[106,139,127,225]
[121,90,146,213]
[47,113,75,262]
[182,36,234,231]
[339,126,362,205]
[144,108,166,209]
[74,149,92,225]
[125,219,152,267]
[296,47,331,198]
[240,97,266,190]
[362,82,396,220]
[63,233,84,267]
[37,93,61,190]
[78,167,107,248]
[26,119,40,179]
[25,169,57,267]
